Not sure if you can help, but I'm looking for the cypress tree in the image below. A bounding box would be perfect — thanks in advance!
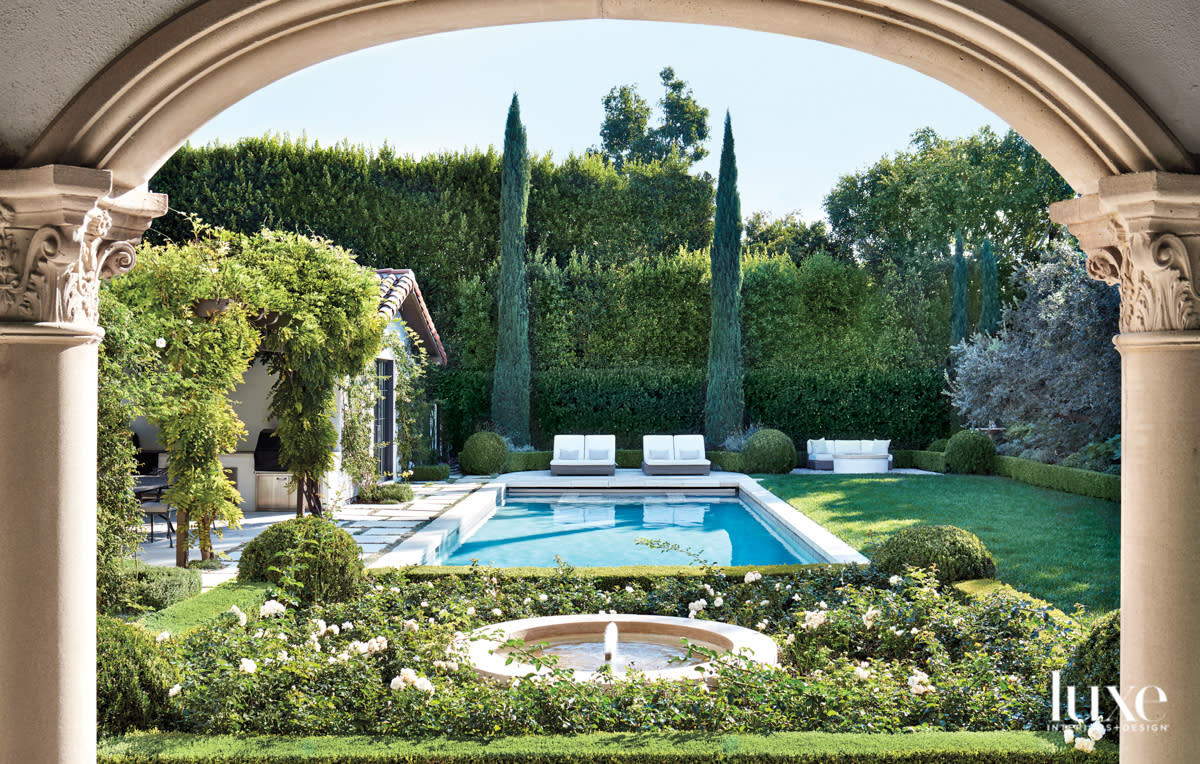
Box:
[978,237,1000,334]
[492,94,532,446]
[950,229,968,344]
[704,112,744,446]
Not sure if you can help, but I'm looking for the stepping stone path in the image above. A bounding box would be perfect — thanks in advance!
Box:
[135,472,486,589]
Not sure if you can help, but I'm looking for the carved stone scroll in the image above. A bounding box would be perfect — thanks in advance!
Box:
[0,165,166,327]
[1051,171,1200,333]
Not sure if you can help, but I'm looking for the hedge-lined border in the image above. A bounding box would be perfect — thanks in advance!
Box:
[993,455,1119,502]
[98,731,1115,762]
[892,450,1119,501]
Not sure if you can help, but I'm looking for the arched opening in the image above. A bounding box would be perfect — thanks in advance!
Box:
[23,0,1193,195]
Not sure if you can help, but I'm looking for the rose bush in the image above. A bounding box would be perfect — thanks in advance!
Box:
[130,563,1087,738]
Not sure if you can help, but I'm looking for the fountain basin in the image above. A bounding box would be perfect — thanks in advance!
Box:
[466,613,778,683]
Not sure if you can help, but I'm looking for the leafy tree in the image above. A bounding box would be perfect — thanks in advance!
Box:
[949,242,1120,462]
[597,85,651,170]
[704,112,744,446]
[978,238,1000,334]
[743,211,851,264]
[824,127,1073,274]
[492,94,533,446]
[239,231,384,517]
[596,67,710,168]
[951,230,968,344]
[107,233,261,565]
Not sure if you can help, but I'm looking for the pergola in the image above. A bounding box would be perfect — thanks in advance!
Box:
[1,2,1197,762]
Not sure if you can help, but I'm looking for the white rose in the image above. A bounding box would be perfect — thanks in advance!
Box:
[1074,737,1095,752]
[1087,720,1106,741]
[239,658,257,674]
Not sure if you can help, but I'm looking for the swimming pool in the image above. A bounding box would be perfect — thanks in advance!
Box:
[436,491,822,567]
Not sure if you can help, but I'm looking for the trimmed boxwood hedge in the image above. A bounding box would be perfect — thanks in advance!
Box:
[994,456,1119,501]
[891,450,948,473]
[410,464,451,481]
[430,366,951,452]
[98,731,1117,762]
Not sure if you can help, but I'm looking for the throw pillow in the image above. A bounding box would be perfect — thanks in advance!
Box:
[679,449,701,460]
[588,449,609,461]
[648,449,670,461]
[560,448,579,460]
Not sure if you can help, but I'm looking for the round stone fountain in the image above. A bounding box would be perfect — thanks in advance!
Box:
[466,613,778,683]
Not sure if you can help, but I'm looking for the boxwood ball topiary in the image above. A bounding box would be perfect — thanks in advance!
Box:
[741,428,797,473]
[459,430,507,474]
[870,524,996,583]
[927,438,949,453]
[97,615,176,735]
[237,515,364,603]
[944,430,996,474]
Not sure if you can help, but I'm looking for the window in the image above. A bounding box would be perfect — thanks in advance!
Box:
[374,359,395,479]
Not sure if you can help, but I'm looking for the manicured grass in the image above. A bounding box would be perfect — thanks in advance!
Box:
[99,731,1116,762]
[137,579,273,636]
[758,474,1119,619]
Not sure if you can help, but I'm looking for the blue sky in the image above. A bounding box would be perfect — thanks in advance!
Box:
[188,20,1007,221]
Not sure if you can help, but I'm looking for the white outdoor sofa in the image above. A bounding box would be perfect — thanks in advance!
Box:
[550,434,616,476]
[806,439,893,471]
[641,434,712,475]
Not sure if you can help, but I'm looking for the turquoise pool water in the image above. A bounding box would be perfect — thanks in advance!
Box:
[438,492,819,567]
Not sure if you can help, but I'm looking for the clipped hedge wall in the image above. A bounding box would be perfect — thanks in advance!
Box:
[745,367,950,449]
[99,731,1117,762]
[891,450,948,473]
[431,366,950,452]
[410,464,451,482]
[503,451,552,472]
[708,450,745,472]
[994,456,1120,501]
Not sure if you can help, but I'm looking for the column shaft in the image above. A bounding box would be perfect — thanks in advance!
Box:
[1116,331,1200,761]
[0,326,100,764]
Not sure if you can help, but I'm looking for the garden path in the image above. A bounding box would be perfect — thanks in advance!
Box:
[133,477,489,590]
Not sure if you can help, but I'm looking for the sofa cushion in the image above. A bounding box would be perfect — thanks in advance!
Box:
[809,438,828,455]
[871,439,891,455]
[834,440,860,455]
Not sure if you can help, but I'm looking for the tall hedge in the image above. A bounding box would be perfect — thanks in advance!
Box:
[705,113,745,446]
[430,366,949,451]
[149,136,714,341]
[492,95,532,446]
[978,238,1000,334]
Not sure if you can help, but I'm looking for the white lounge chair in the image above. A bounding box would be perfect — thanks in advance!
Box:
[641,434,711,475]
[550,434,616,476]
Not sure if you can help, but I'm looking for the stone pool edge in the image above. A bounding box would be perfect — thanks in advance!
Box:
[369,470,869,569]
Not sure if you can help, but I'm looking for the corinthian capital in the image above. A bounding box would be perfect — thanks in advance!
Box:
[0,165,166,328]
[1051,171,1200,332]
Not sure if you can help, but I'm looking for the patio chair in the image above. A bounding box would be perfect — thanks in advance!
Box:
[550,434,617,476]
[641,434,711,475]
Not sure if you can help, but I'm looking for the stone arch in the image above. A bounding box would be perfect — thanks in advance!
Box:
[22,0,1195,195]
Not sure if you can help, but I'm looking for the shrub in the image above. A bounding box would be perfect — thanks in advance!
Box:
[357,482,414,504]
[237,516,364,603]
[1063,609,1120,733]
[993,455,1120,501]
[1064,609,1119,688]
[869,525,996,583]
[504,450,552,473]
[890,450,947,472]
[927,438,949,452]
[944,430,996,474]
[459,431,507,474]
[410,464,451,481]
[128,565,202,611]
[707,450,745,472]
[97,615,175,735]
[740,428,797,473]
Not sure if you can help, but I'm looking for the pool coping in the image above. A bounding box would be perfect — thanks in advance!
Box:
[370,470,868,568]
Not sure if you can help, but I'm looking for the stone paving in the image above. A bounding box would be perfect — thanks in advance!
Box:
[134,477,487,589]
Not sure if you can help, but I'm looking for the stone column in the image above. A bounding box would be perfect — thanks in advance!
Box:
[0,166,164,764]
[1052,171,1200,763]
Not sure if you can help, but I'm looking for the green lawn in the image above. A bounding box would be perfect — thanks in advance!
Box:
[758,473,1119,618]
